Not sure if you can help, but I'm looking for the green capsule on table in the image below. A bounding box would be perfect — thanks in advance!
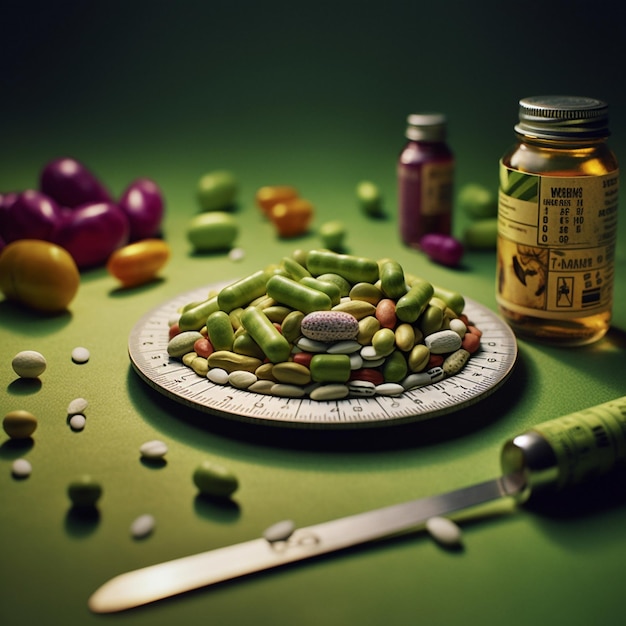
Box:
[193,460,239,498]
[218,270,270,313]
[196,170,238,211]
[458,183,497,219]
[356,180,385,218]
[318,220,346,251]
[178,296,220,331]
[187,212,238,252]
[68,475,103,508]
[464,217,498,250]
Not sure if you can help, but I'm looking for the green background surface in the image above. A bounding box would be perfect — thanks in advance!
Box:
[1,2,625,625]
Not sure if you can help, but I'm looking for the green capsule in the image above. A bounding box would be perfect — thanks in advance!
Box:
[379,260,407,299]
[178,296,219,331]
[395,280,434,323]
[241,306,292,363]
[266,274,332,314]
[306,249,379,285]
[309,354,351,383]
[218,270,270,313]
[206,311,235,351]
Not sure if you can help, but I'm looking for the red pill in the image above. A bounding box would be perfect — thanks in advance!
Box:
[194,337,214,358]
[292,352,313,368]
[462,332,481,354]
[427,354,444,369]
[168,323,181,339]
[350,368,384,386]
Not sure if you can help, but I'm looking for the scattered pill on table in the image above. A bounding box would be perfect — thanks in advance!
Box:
[263,519,296,543]
[130,514,156,539]
[139,440,168,460]
[68,475,103,508]
[71,347,90,364]
[69,414,86,431]
[425,516,463,548]
[228,247,245,262]
[11,350,47,378]
[67,397,88,415]
[12,458,32,478]
[193,460,239,498]
[3,409,38,439]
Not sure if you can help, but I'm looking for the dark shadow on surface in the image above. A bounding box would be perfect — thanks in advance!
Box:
[193,494,241,523]
[108,277,166,298]
[64,505,101,538]
[0,300,73,334]
[0,437,34,459]
[126,350,528,454]
[7,377,43,395]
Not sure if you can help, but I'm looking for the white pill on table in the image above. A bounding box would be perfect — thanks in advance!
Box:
[425,516,463,548]
[139,440,168,459]
[11,350,47,378]
[263,519,296,543]
[130,514,156,538]
[71,346,90,363]
[12,458,32,478]
[67,397,88,415]
[69,414,86,431]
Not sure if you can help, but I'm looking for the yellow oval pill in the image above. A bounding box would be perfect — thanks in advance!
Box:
[106,239,170,287]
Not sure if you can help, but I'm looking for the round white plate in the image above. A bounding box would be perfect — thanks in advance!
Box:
[129,283,517,429]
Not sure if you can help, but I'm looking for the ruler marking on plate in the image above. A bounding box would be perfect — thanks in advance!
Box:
[128,285,517,428]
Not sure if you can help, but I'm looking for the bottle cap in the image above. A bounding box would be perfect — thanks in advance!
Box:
[405,113,447,141]
[515,95,609,139]
[500,430,559,501]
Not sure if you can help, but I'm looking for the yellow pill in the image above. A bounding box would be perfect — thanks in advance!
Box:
[3,410,38,439]
[106,239,170,287]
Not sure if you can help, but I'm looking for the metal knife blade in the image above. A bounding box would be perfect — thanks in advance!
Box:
[89,473,524,613]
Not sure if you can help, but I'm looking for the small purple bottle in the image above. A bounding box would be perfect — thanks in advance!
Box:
[397,113,454,247]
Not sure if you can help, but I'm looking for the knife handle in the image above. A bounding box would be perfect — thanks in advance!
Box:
[500,396,626,500]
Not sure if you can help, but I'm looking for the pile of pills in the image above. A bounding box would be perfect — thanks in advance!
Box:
[167,250,482,401]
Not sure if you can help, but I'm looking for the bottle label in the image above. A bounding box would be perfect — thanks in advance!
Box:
[534,397,626,488]
[496,163,618,319]
[420,161,454,216]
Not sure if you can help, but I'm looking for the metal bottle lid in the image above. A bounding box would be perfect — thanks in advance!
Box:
[515,95,610,140]
[500,430,560,501]
[405,112,447,141]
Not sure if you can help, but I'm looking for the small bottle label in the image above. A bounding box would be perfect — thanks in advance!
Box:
[496,164,619,319]
[421,161,454,216]
[534,397,626,489]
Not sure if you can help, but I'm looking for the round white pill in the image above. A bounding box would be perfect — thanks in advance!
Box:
[71,346,90,363]
[12,458,32,478]
[12,350,47,378]
[263,519,296,543]
[425,516,463,548]
[228,247,245,262]
[139,440,168,459]
[130,514,156,539]
[69,414,86,431]
[67,397,88,415]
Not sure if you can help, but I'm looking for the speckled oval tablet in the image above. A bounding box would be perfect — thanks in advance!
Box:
[300,311,359,342]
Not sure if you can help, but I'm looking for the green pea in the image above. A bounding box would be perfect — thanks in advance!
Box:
[319,220,346,251]
[218,270,270,313]
[419,304,444,336]
[395,280,434,323]
[206,311,235,351]
[309,354,351,383]
[458,183,497,219]
[372,328,396,355]
[68,475,103,508]
[464,217,498,250]
[356,180,385,218]
[178,296,220,331]
[316,273,351,297]
[197,170,238,211]
[299,276,341,306]
[266,274,332,314]
[382,350,408,383]
[187,212,238,252]
[281,310,305,343]
[241,306,291,363]
[306,249,379,285]
[193,460,239,498]
[379,260,407,299]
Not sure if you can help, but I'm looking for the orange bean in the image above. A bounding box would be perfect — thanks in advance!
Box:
[255,186,299,215]
[269,198,314,238]
[427,354,444,369]
[462,332,481,354]
[375,298,397,329]
[194,337,214,358]
[107,239,170,287]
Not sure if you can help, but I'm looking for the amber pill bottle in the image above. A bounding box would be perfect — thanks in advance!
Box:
[496,96,619,346]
